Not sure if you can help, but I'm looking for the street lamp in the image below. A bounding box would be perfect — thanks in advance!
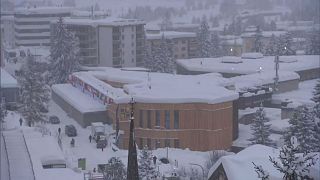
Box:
[190,163,205,180]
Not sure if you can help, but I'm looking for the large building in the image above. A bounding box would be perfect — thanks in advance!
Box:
[1,15,15,48]
[146,30,198,59]
[14,7,71,47]
[53,68,239,151]
[51,17,145,67]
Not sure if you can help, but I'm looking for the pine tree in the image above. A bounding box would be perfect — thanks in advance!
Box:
[253,26,263,53]
[284,105,318,153]
[197,20,212,58]
[278,32,295,56]
[210,33,221,57]
[264,34,277,56]
[138,146,157,180]
[252,162,269,180]
[104,157,126,180]
[49,17,80,85]
[311,79,320,104]
[269,137,317,180]
[18,55,50,125]
[305,29,320,55]
[151,35,175,73]
[0,98,7,122]
[248,107,275,147]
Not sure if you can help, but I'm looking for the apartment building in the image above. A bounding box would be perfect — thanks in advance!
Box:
[52,17,145,67]
[146,31,198,59]
[14,7,71,47]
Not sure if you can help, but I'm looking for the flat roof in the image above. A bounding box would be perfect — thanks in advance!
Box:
[15,7,72,14]
[62,17,145,26]
[176,55,320,75]
[76,68,238,104]
[51,84,107,113]
[146,31,196,40]
[1,68,19,88]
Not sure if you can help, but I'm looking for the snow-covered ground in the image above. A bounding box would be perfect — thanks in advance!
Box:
[273,79,319,106]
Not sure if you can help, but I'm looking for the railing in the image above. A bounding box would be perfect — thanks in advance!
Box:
[22,132,36,180]
[2,134,11,180]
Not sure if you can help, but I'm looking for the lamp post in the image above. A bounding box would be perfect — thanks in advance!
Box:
[190,163,205,180]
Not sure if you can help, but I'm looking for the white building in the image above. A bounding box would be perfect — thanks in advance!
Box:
[1,15,15,48]
[52,17,145,67]
[14,7,71,47]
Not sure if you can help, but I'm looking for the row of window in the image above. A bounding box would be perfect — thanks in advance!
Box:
[15,28,50,33]
[139,138,180,149]
[139,110,179,129]
[15,21,49,25]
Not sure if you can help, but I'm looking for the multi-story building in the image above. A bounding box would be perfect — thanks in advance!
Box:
[146,31,198,59]
[14,7,71,47]
[1,15,15,48]
[53,68,239,151]
[52,17,145,67]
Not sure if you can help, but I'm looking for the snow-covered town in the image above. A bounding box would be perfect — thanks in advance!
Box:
[0,0,319,180]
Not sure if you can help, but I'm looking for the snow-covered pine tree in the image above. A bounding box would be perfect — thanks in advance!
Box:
[269,137,317,180]
[253,26,263,53]
[151,34,175,73]
[283,105,318,153]
[305,29,320,55]
[19,55,50,125]
[248,107,275,147]
[264,34,277,56]
[0,98,7,122]
[311,79,320,104]
[138,146,157,180]
[210,33,221,57]
[252,162,269,180]
[49,17,80,85]
[197,19,211,58]
[104,157,126,180]
[278,32,295,56]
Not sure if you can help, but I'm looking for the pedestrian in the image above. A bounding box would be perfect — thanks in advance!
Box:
[101,147,104,151]
[93,168,96,173]
[71,138,75,147]
[96,135,100,142]
[153,155,157,165]
[58,127,61,136]
[28,120,32,127]
[89,135,92,143]
[19,118,23,126]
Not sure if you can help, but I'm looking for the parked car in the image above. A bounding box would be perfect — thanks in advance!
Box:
[96,139,107,149]
[65,125,77,137]
[49,116,60,124]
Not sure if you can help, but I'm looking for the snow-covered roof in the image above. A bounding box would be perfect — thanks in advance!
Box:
[208,144,320,180]
[146,31,196,40]
[62,17,145,27]
[51,84,107,113]
[15,7,72,14]
[73,68,238,104]
[231,71,300,91]
[241,31,287,38]
[176,55,320,75]
[0,68,19,88]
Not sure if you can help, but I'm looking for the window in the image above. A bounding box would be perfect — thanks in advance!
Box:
[147,138,151,149]
[155,139,160,149]
[122,35,124,40]
[147,110,151,129]
[139,110,143,128]
[174,139,180,148]
[155,111,160,128]
[131,34,135,39]
[165,110,170,129]
[182,40,186,44]
[181,47,186,51]
[174,110,179,129]
[165,139,170,147]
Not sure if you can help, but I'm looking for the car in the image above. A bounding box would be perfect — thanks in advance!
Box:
[96,139,107,149]
[65,125,77,137]
[49,116,60,124]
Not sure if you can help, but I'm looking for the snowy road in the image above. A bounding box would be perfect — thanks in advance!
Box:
[3,130,35,180]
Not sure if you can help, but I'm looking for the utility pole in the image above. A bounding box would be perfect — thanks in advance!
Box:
[274,49,281,92]
[127,98,139,180]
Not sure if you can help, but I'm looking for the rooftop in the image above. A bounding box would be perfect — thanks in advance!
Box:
[15,7,72,14]
[146,31,196,40]
[71,68,238,104]
[61,17,145,27]
[176,55,320,75]
[0,68,18,88]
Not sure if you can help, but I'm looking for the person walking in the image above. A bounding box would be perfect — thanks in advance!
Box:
[19,118,23,126]
[89,135,92,143]
[153,155,157,165]
[58,127,61,136]
[71,138,75,147]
